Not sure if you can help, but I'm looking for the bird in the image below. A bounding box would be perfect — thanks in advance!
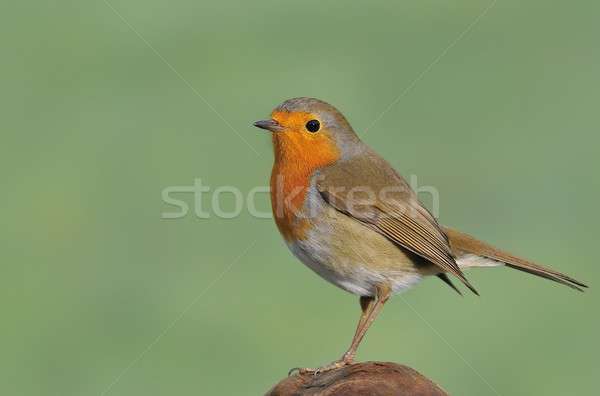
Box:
[253,97,587,374]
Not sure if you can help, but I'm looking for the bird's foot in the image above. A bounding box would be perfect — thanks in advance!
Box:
[289,353,355,376]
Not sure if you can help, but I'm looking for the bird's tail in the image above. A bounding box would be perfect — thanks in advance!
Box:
[443,227,588,292]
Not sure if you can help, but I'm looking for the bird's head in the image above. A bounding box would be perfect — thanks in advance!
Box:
[254,97,362,168]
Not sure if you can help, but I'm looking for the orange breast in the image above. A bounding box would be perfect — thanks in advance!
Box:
[270,164,312,241]
[269,111,341,241]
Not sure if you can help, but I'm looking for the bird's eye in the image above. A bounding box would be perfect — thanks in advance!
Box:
[305,119,320,133]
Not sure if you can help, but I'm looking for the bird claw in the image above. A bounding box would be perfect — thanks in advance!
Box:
[289,358,352,376]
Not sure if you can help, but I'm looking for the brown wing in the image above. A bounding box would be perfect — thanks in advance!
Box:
[317,150,478,295]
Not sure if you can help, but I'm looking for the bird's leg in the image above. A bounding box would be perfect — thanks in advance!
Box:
[339,295,375,362]
[296,284,391,375]
[355,295,376,339]
[340,284,391,364]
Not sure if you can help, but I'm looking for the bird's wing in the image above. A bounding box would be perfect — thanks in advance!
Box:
[316,150,478,294]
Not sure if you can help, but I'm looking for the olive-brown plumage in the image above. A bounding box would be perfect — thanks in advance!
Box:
[254,97,587,374]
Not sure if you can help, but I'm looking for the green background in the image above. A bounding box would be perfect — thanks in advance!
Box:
[2,1,598,395]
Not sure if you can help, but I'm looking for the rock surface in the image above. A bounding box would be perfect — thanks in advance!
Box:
[265,361,448,396]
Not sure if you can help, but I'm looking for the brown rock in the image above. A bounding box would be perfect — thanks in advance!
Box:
[266,361,448,396]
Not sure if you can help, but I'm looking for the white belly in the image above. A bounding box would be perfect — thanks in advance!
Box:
[282,181,427,297]
[286,216,424,297]
[289,238,423,296]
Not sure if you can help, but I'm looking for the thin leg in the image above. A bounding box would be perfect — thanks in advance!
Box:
[341,284,391,363]
[353,295,375,342]
[297,284,391,375]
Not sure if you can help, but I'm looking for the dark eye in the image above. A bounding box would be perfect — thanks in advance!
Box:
[305,119,320,133]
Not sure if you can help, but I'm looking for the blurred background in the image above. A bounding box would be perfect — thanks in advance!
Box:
[2,1,599,395]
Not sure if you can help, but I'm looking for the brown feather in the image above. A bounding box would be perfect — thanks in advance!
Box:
[437,273,463,296]
[444,227,587,292]
[316,150,478,295]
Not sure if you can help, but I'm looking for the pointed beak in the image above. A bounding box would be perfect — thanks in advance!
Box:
[253,119,283,132]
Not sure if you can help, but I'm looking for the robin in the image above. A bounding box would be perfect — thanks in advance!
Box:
[253,97,587,374]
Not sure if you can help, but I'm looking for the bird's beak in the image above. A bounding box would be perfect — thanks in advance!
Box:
[253,119,283,132]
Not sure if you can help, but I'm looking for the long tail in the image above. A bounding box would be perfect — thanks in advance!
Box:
[444,227,588,292]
